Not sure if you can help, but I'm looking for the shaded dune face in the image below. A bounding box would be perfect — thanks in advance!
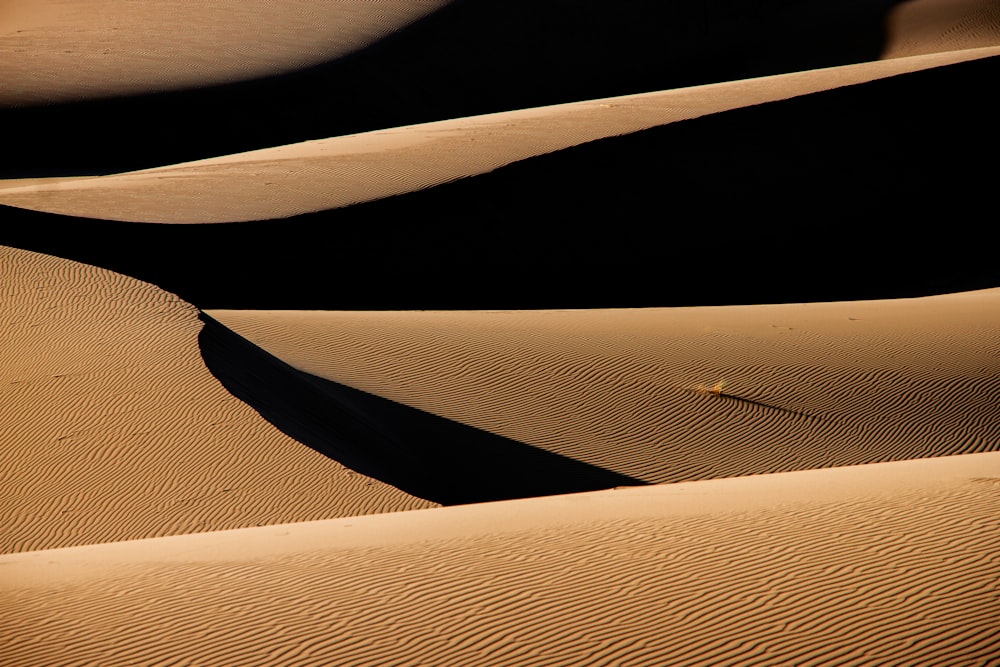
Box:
[0,0,908,175]
[208,291,1000,485]
[198,313,645,505]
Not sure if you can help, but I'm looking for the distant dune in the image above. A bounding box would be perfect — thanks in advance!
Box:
[0,0,449,106]
[2,46,998,224]
[2,1,999,665]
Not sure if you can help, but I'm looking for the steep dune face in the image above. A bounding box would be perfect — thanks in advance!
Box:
[0,246,433,554]
[209,289,1000,484]
[4,453,998,667]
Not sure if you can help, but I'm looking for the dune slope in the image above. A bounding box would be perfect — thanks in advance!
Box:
[3,452,997,666]
[1,46,998,224]
[0,246,433,554]
[209,288,1000,484]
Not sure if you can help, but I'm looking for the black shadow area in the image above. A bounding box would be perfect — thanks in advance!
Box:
[198,313,645,505]
[2,55,998,310]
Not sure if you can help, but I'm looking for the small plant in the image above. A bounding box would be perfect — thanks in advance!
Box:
[695,380,726,396]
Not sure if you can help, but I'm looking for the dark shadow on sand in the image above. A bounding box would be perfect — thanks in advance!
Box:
[197,312,645,505]
[0,0,905,176]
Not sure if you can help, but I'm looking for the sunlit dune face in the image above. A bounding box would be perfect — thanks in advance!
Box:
[0,0,449,106]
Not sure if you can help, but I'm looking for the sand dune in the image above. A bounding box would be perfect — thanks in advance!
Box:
[0,0,448,107]
[884,0,1000,56]
[2,50,998,312]
[208,288,1000,487]
[1,46,998,223]
[3,2,999,665]
[3,452,997,666]
[0,246,433,554]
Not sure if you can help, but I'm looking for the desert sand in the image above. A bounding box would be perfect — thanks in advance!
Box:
[2,0,999,665]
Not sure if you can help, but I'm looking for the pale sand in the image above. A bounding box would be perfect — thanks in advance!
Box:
[0,246,434,554]
[3,452,997,666]
[1,45,998,223]
[0,0,448,106]
[208,287,1000,484]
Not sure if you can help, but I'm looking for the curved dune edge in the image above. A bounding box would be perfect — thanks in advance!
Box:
[198,312,645,506]
[208,287,1000,484]
[0,0,449,107]
[0,46,997,223]
[3,452,998,666]
[0,246,434,554]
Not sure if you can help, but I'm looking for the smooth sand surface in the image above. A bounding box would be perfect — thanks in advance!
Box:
[3,452,998,666]
[0,246,433,554]
[0,0,448,106]
[1,45,999,223]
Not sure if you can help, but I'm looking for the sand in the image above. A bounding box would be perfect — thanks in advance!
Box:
[3,0,1000,665]
[1,45,998,223]
[3,453,998,666]
[0,246,433,554]
[208,289,1000,485]
[0,0,448,106]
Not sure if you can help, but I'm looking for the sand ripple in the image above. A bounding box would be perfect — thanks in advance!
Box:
[3,455,996,666]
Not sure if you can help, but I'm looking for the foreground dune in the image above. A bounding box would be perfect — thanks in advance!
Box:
[3,452,997,666]
[1,45,998,223]
[209,287,1000,487]
[0,246,433,554]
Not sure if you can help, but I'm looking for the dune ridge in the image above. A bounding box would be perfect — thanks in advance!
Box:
[3,452,997,666]
[0,246,434,554]
[1,46,998,223]
[209,288,1000,484]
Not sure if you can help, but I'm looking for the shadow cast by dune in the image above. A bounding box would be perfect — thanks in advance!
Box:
[197,313,645,505]
[2,55,998,310]
[0,0,904,176]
